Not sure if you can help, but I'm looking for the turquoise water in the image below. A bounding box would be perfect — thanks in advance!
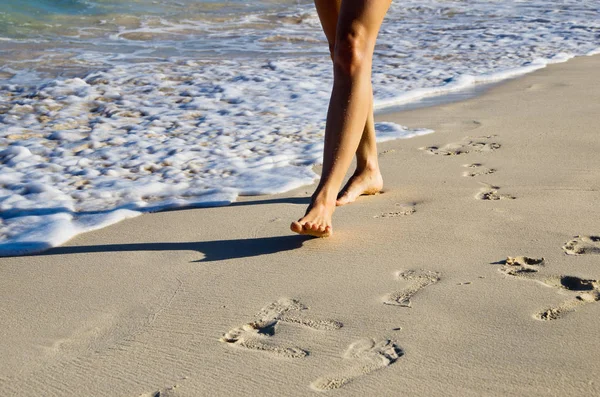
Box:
[1,0,94,16]
[0,0,151,37]
[0,0,304,37]
[0,0,269,19]
[0,0,314,81]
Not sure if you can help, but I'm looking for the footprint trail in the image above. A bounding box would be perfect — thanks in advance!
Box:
[422,135,500,156]
[374,202,416,219]
[496,257,600,321]
[220,298,342,358]
[498,256,545,278]
[536,276,600,320]
[311,338,404,391]
[383,269,441,307]
[475,183,516,201]
[463,163,496,177]
[563,235,600,255]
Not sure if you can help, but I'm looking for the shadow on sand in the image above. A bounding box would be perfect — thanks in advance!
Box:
[1,196,314,261]
[26,235,310,262]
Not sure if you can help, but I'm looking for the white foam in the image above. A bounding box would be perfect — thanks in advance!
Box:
[0,63,432,256]
[374,53,577,110]
[587,48,600,56]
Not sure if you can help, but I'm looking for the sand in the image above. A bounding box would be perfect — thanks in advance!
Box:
[1,55,599,396]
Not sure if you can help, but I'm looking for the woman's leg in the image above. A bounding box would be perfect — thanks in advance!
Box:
[336,92,382,206]
[313,0,383,207]
[291,0,391,237]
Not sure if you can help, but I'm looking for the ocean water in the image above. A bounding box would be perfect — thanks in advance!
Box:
[1,0,599,256]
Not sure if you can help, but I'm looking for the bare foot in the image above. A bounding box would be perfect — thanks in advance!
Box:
[290,199,334,238]
[336,168,383,206]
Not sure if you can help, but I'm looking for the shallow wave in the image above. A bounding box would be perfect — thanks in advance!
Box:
[0,58,431,256]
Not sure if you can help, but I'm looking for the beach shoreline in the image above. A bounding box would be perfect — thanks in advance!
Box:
[2,1,600,256]
[1,54,599,396]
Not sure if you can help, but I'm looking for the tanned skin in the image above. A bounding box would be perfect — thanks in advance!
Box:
[291,0,391,237]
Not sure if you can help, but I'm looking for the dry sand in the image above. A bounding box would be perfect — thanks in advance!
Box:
[1,55,599,396]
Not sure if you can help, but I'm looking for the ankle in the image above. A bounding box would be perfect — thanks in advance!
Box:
[356,158,380,174]
[311,188,337,206]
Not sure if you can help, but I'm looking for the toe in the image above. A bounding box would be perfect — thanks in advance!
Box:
[290,221,303,234]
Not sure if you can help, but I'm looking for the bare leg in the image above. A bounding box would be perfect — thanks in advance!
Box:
[312,0,383,208]
[336,95,383,206]
[291,0,391,237]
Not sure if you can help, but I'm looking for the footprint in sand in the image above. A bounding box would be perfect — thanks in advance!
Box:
[374,202,416,218]
[378,149,396,157]
[310,338,404,391]
[475,183,515,201]
[462,163,497,177]
[563,235,600,255]
[536,276,600,320]
[496,256,600,321]
[220,298,342,358]
[422,135,500,156]
[383,269,441,307]
[498,256,545,278]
